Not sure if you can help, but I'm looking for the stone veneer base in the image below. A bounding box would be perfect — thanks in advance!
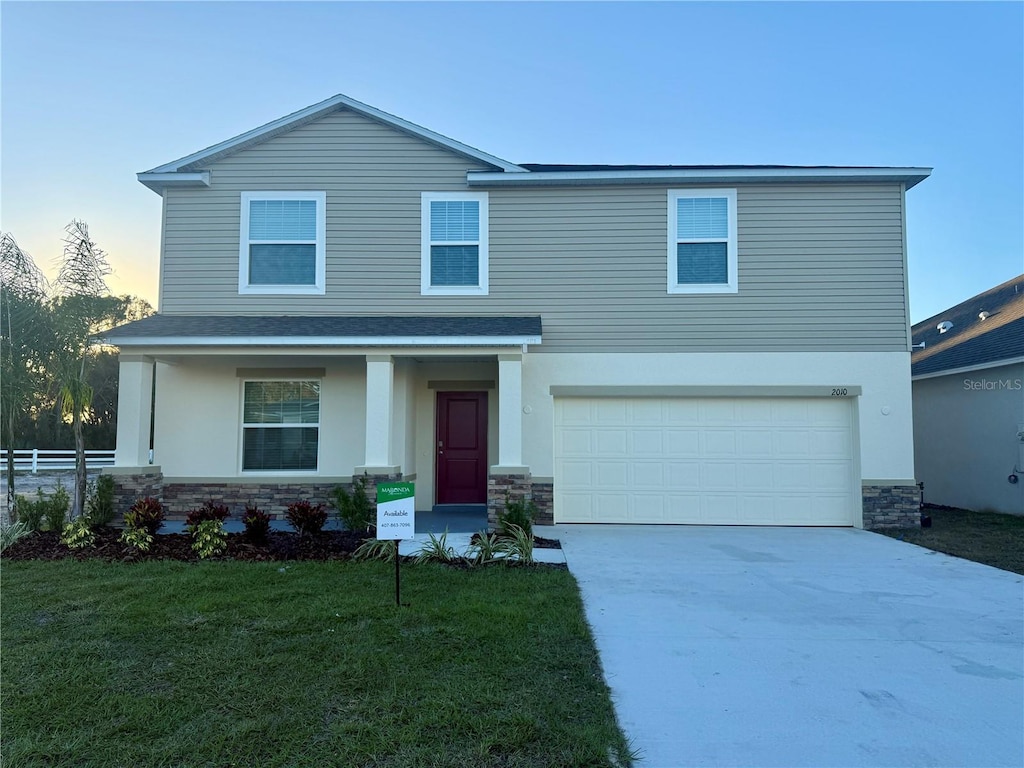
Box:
[109,473,403,521]
[862,484,921,529]
[487,474,554,530]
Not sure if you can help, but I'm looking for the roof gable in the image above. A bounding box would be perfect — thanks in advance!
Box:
[911,274,1024,376]
[138,93,526,192]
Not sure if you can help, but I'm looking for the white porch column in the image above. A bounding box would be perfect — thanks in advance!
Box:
[114,355,154,467]
[360,355,398,473]
[494,353,526,471]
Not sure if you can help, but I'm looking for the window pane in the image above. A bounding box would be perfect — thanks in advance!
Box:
[249,199,317,241]
[430,200,479,241]
[243,427,318,470]
[249,244,316,285]
[244,381,320,425]
[430,245,480,286]
[678,242,728,284]
[677,197,729,239]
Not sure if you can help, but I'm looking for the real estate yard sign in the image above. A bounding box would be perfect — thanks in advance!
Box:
[377,482,415,607]
[376,482,415,540]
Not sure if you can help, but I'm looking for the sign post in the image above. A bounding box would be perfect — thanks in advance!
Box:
[376,482,415,606]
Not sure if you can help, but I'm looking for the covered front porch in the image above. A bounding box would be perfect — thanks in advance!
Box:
[103,315,549,528]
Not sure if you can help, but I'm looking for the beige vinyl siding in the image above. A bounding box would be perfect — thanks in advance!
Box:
[159,108,909,352]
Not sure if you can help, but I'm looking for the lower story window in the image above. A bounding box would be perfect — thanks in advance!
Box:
[242,381,319,471]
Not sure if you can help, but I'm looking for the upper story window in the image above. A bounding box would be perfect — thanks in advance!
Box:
[668,189,737,294]
[241,380,320,472]
[239,191,326,295]
[421,192,488,295]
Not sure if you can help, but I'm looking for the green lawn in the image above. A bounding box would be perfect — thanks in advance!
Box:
[877,506,1024,575]
[1,560,633,767]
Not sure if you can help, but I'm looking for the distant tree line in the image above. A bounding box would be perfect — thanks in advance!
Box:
[1,222,154,516]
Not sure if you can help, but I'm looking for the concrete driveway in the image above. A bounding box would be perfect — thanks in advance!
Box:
[548,524,1024,768]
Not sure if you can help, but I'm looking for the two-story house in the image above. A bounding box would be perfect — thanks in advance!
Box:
[103,93,930,529]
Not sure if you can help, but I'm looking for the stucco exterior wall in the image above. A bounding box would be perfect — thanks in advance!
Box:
[913,362,1024,515]
[520,350,915,482]
[145,350,914,517]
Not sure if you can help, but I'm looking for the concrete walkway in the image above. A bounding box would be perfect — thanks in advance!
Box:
[551,524,1024,768]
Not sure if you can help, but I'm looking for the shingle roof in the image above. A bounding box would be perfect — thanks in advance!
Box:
[103,315,542,344]
[911,274,1024,377]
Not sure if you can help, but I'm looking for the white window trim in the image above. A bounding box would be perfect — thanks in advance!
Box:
[667,188,738,294]
[421,191,489,296]
[239,191,326,295]
[239,378,321,474]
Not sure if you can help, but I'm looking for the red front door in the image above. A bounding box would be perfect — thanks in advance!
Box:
[435,391,488,504]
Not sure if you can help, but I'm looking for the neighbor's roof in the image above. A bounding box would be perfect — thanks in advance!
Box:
[911,274,1024,377]
[138,93,931,193]
[102,315,542,347]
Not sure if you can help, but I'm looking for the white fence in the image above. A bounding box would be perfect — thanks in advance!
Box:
[0,449,116,473]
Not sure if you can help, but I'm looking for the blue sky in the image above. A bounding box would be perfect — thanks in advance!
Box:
[2,1,1021,322]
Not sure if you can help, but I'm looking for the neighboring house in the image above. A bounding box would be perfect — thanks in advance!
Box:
[911,275,1024,515]
[103,93,931,529]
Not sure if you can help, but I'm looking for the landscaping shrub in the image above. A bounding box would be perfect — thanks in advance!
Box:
[45,481,70,532]
[496,523,534,565]
[124,497,165,536]
[352,538,398,563]
[285,500,327,536]
[119,526,153,552]
[331,474,372,532]
[185,500,231,530]
[468,531,503,566]
[60,516,97,549]
[191,519,227,559]
[0,522,31,553]
[242,505,271,544]
[498,494,536,538]
[412,530,458,564]
[13,491,47,532]
[86,475,116,526]
[14,483,71,532]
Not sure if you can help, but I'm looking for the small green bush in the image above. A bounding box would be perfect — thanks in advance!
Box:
[412,530,458,564]
[285,500,327,536]
[14,490,47,532]
[86,475,116,526]
[496,523,534,565]
[352,538,398,563]
[468,531,503,566]
[61,516,97,549]
[242,505,271,544]
[191,519,227,559]
[498,494,536,538]
[0,521,31,553]
[331,475,372,532]
[45,481,70,532]
[14,484,71,532]
[120,526,153,552]
[185,500,231,530]
[124,497,164,536]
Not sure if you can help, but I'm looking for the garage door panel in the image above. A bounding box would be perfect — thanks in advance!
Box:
[632,430,665,454]
[703,430,738,456]
[554,396,856,526]
[560,461,593,486]
[666,430,700,456]
[559,429,593,456]
[812,430,852,456]
[632,462,665,487]
[595,429,628,455]
[739,430,774,456]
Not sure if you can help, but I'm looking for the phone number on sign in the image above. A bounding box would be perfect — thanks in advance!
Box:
[380,522,411,528]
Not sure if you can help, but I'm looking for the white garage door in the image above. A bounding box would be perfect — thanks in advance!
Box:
[554,397,856,526]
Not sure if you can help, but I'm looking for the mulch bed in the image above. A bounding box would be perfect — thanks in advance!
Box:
[2,528,371,563]
[4,528,562,563]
